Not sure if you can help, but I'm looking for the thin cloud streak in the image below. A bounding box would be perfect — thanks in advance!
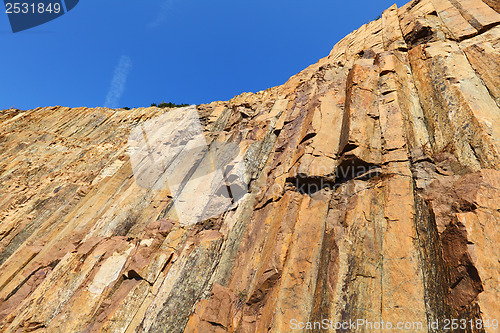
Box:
[104,55,132,108]
[147,0,174,28]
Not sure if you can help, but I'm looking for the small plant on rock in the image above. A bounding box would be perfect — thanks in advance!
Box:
[235,289,247,311]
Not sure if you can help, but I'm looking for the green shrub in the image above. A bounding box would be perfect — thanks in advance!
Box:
[159,101,189,108]
[151,101,189,108]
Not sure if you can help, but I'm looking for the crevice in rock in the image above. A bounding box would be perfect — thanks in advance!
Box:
[298,132,317,145]
[207,321,226,329]
[357,49,377,59]
[407,0,422,12]
[284,156,382,198]
[22,321,46,331]
[340,143,358,155]
[254,197,276,211]
[404,22,436,47]
[3,259,59,303]
[123,269,145,282]
[285,176,336,195]
[247,269,281,305]
[335,156,380,185]
[467,142,482,168]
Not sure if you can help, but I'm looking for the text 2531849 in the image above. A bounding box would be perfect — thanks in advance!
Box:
[5,2,62,14]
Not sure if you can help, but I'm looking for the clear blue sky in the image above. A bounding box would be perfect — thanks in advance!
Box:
[0,0,407,110]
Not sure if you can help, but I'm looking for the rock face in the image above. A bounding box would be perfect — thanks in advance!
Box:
[1,0,500,332]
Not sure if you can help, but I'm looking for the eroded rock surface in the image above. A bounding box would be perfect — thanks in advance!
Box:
[1,0,500,332]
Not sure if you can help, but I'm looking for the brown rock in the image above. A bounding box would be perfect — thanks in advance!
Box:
[158,218,175,237]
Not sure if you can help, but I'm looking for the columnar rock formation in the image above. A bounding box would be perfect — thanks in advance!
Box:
[1,0,499,332]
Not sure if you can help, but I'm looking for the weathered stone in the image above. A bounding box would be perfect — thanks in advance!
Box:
[482,0,500,13]
[1,0,500,332]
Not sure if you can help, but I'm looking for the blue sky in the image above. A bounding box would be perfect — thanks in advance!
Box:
[1,0,407,110]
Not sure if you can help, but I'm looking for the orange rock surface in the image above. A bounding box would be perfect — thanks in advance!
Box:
[1,0,500,332]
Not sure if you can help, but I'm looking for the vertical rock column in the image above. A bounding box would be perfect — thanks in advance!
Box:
[377,51,428,330]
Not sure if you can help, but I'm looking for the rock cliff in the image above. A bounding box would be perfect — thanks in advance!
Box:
[1,0,500,332]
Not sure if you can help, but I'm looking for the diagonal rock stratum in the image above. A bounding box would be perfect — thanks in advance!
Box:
[0,0,500,332]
